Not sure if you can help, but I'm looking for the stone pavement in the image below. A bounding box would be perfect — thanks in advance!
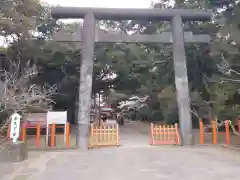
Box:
[1,145,240,180]
[1,121,240,180]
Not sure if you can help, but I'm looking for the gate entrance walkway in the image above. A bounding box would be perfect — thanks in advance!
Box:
[1,121,240,180]
[119,121,149,147]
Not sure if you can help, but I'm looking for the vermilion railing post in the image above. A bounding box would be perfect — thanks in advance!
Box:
[36,122,41,148]
[51,123,56,148]
[65,122,70,148]
[212,120,217,145]
[199,119,204,144]
[225,120,230,145]
[21,122,27,142]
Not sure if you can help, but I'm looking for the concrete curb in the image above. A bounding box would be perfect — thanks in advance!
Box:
[219,144,240,152]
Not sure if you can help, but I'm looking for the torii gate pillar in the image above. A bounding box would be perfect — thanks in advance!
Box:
[77,13,96,148]
[171,15,192,145]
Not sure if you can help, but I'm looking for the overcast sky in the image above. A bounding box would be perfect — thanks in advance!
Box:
[42,0,157,8]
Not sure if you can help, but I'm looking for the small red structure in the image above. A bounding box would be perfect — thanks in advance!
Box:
[100,106,116,120]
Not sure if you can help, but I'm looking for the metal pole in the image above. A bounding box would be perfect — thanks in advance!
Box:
[171,15,193,146]
[77,13,95,150]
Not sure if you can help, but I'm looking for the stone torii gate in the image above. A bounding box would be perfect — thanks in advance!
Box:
[51,7,212,150]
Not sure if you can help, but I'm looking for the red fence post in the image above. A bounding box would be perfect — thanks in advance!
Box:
[212,120,217,144]
[66,122,70,148]
[199,119,204,144]
[225,120,230,145]
[51,123,56,148]
[21,122,27,142]
[36,122,41,148]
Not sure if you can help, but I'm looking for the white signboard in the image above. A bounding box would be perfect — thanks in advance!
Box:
[10,113,21,143]
[47,111,67,124]
[46,111,67,146]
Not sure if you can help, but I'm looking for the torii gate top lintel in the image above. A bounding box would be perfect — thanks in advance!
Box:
[51,7,212,21]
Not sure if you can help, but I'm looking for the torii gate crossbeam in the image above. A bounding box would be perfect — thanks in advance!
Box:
[51,7,212,150]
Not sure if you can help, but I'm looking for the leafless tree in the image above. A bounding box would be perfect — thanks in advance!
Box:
[0,60,57,134]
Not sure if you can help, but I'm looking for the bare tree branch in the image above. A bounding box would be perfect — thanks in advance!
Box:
[0,63,57,133]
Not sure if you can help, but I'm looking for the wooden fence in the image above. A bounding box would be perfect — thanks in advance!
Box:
[89,123,120,148]
[7,122,71,149]
[199,120,240,145]
[149,123,180,145]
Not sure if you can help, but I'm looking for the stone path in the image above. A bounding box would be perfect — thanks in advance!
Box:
[1,121,240,180]
[2,146,240,180]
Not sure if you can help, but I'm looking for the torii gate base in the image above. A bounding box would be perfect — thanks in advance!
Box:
[51,7,212,150]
